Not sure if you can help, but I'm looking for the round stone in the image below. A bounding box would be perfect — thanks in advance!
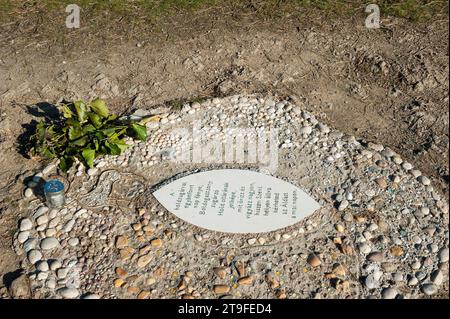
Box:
[49,260,62,271]
[381,287,397,299]
[364,275,378,289]
[40,237,60,250]
[24,188,33,198]
[417,175,431,186]
[58,287,80,299]
[421,283,438,296]
[36,261,49,272]
[438,248,449,263]
[19,218,33,231]
[27,249,42,264]
[68,238,79,247]
[17,231,30,244]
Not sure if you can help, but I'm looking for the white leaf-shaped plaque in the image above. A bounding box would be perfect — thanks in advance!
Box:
[153,169,321,233]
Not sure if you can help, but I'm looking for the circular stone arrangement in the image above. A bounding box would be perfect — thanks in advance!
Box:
[14,95,449,299]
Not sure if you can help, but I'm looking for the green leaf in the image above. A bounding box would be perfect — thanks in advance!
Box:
[81,148,95,168]
[131,123,147,141]
[59,156,74,172]
[105,141,121,155]
[74,100,88,123]
[90,98,109,118]
[82,123,96,135]
[68,126,82,141]
[72,136,88,146]
[60,104,74,118]
[88,112,103,128]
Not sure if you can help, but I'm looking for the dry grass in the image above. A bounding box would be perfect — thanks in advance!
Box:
[0,0,448,23]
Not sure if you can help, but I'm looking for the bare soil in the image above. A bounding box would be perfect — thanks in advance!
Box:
[0,6,448,297]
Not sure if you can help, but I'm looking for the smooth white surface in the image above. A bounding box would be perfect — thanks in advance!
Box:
[153,169,321,233]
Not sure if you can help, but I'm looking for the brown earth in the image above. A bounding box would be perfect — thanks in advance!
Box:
[0,5,448,297]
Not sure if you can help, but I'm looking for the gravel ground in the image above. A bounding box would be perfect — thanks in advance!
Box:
[8,95,448,299]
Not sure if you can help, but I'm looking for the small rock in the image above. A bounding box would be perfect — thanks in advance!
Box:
[137,253,152,268]
[364,275,378,289]
[237,276,253,285]
[49,259,62,271]
[87,168,99,176]
[68,238,79,247]
[421,283,438,296]
[8,273,31,299]
[24,188,33,198]
[431,270,444,286]
[19,218,33,231]
[58,287,79,299]
[367,252,384,262]
[150,238,162,247]
[115,235,128,249]
[36,261,49,272]
[307,254,321,267]
[213,267,227,279]
[381,287,397,299]
[438,248,449,263]
[213,285,231,294]
[338,200,349,211]
[27,249,42,264]
[417,175,431,186]
[17,231,29,244]
[40,237,60,250]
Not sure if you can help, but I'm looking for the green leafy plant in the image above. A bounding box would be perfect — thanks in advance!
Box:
[30,98,148,172]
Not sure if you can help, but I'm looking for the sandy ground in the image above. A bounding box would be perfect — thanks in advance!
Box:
[0,7,448,297]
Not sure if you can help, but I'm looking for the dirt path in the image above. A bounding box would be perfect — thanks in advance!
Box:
[0,7,448,297]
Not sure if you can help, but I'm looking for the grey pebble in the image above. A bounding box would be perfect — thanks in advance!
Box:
[40,237,60,250]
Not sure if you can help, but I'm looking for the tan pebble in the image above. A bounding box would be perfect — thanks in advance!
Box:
[335,224,345,233]
[115,235,128,249]
[182,294,195,299]
[235,261,246,277]
[153,266,165,277]
[137,291,150,299]
[119,247,135,260]
[276,290,286,299]
[213,267,227,279]
[137,208,146,216]
[213,285,230,294]
[237,276,253,285]
[307,254,321,267]
[132,223,142,231]
[142,225,154,233]
[390,246,404,257]
[376,177,388,189]
[184,271,194,278]
[355,215,366,223]
[135,235,144,243]
[127,286,140,294]
[137,253,152,268]
[115,267,127,277]
[139,245,151,255]
[164,229,173,237]
[177,280,187,290]
[114,278,125,288]
[332,264,346,277]
[341,244,354,256]
[333,237,342,244]
[150,238,163,247]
